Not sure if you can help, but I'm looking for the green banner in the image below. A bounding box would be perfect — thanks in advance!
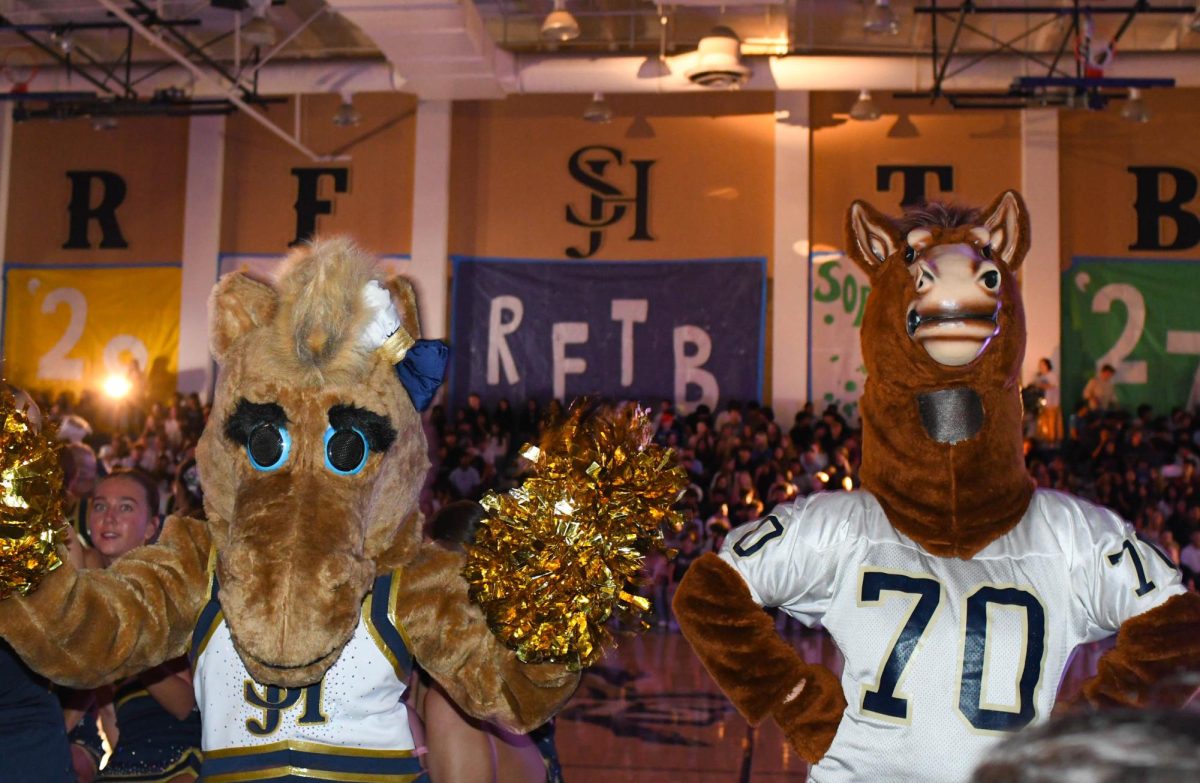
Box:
[809,251,871,423]
[1062,258,1200,416]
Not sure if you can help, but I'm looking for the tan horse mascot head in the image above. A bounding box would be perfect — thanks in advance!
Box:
[196,238,431,687]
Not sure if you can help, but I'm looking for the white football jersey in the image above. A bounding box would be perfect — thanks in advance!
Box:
[718,489,1185,783]
[190,567,425,783]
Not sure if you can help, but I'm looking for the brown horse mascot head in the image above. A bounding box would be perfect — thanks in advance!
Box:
[844,190,1035,558]
[196,238,429,687]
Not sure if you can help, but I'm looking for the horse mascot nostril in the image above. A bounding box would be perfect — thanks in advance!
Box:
[0,238,682,781]
[673,191,1200,783]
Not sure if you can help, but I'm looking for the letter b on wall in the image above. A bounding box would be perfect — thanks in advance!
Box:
[1128,166,1200,251]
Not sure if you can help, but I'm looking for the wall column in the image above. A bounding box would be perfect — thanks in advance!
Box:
[179,115,226,398]
[409,99,452,340]
[0,104,13,316]
[1020,109,1061,386]
[771,91,812,426]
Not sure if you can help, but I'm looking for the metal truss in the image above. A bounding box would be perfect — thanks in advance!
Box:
[0,4,250,108]
[0,0,326,159]
[901,2,1193,110]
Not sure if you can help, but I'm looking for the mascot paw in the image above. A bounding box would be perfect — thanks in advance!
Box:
[772,663,847,764]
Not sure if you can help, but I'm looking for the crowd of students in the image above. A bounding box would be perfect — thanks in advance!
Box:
[425,390,1200,622]
[7,381,1199,781]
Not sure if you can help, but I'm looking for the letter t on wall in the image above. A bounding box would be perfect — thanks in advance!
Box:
[611,299,648,387]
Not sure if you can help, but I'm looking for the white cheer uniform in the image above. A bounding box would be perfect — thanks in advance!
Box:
[190,564,425,783]
[718,489,1184,783]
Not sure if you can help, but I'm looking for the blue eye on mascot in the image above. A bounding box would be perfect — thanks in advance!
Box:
[673,191,1200,783]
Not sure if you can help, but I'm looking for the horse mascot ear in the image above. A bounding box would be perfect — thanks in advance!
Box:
[209,273,279,363]
[980,189,1030,270]
[846,198,903,276]
[846,190,1030,279]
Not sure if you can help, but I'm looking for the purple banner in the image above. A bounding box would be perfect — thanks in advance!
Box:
[449,257,766,412]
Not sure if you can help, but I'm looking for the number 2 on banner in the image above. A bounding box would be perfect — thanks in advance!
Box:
[1091,283,1147,384]
[31,284,150,386]
[37,287,87,381]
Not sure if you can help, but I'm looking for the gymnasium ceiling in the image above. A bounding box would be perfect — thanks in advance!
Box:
[2,1,1199,100]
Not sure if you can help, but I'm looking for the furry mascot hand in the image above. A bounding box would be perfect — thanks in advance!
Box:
[674,553,845,763]
[0,239,580,780]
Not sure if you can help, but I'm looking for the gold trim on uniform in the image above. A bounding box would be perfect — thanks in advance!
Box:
[362,570,411,681]
[193,547,218,628]
[204,739,416,760]
[194,608,225,660]
[387,570,414,654]
[203,768,420,783]
[362,595,401,681]
[114,687,151,710]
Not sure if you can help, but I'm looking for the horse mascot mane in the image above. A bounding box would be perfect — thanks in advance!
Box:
[0,239,580,779]
[673,192,1200,782]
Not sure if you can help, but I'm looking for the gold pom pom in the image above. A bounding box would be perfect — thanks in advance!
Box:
[464,402,687,670]
[0,388,65,599]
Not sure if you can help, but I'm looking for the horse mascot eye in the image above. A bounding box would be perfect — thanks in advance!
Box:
[247,423,290,471]
[324,427,368,475]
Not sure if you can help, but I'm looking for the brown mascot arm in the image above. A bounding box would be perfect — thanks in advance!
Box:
[393,543,580,733]
[673,552,846,764]
[1082,591,1200,708]
[0,515,212,688]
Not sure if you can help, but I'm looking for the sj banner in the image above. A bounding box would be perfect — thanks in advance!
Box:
[3,264,181,399]
[809,251,871,422]
[1062,257,1200,414]
[450,257,766,411]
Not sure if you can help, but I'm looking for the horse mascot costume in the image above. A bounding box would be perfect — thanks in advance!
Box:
[673,191,1200,782]
[0,238,680,782]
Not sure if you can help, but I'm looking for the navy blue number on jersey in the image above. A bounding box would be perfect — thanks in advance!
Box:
[859,572,940,720]
[958,587,1046,732]
[859,570,1046,731]
[1107,538,1157,597]
[732,515,784,557]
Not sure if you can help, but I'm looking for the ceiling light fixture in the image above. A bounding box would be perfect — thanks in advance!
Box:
[849,90,882,121]
[864,0,900,36]
[51,28,74,55]
[333,92,361,127]
[1120,87,1150,123]
[541,0,581,43]
[582,92,613,123]
[241,2,277,49]
[685,26,750,89]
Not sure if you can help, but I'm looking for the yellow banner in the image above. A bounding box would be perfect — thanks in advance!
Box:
[3,265,181,401]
